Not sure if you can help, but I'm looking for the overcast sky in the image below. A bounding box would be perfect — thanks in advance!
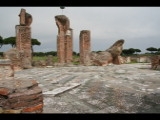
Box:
[0,7,160,53]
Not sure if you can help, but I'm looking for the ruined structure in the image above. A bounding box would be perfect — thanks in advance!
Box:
[0,79,43,113]
[89,39,125,66]
[3,48,23,70]
[151,55,160,70]
[79,30,91,65]
[15,8,32,69]
[0,59,14,80]
[0,59,44,113]
[55,15,73,64]
[0,8,43,113]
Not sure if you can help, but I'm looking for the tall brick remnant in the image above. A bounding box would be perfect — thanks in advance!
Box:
[55,15,73,63]
[79,30,91,65]
[15,8,32,69]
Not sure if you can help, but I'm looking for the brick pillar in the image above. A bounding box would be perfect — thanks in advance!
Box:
[19,8,26,25]
[15,8,33,69]
[16,25,32,68]
[65,28,73,63]
[55,15,73,64]
[79,30,91,65]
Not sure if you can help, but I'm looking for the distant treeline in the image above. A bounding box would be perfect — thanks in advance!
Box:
[1,48,160,57]
[0,51,79,57]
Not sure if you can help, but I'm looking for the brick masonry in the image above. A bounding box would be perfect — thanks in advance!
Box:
[0,79,43,113]
[79,30,91,65]
[55,15,73,64]
[15,8,32,68]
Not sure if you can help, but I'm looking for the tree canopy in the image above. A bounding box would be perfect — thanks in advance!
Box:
[146,47,158,53]
[3,37,16,47]
[0,36,3,48]
[3,37,41,47]
[122,48,141,56]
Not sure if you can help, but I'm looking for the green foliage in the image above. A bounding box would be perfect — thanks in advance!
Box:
[0,52,3,56]
[122,48,141,56]
[45,51,57,56]
[3,36,16,47]
[134,49,141,53]
[146,47,158,53]
[33,56,47,61]
[3,37,41,48]
[31,39,41,46]
[33,51,57,56]
[0,36,3,48]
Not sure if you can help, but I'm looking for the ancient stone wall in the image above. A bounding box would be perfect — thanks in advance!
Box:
[79,30,91,65]
[15,8,32,69]
[55,15,73,64]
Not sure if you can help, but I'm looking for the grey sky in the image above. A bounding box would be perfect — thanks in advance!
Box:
[0,7,160,53]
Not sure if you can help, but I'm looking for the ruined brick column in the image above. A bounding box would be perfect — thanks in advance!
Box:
[65,28,73,63]
[15,8,32,69]
[79,30,91,65]
[55,15,73,64]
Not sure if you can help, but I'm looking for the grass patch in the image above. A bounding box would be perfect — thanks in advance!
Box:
[32,55,79,64]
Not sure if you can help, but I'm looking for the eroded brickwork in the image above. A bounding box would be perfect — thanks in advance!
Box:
[0,79,43,113]
[55,15,73,63]
[15,8,32,69]
[79,30,91,65]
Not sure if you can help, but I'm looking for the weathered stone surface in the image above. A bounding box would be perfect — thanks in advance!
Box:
[19,8,32,26]
[0,95,8,107]
[89,39,124,66]
[12,63,160,113]
[55,15,73,64]
[0,88,11,96]
[8,86,42,98]
[90,51,113,66]
[8,93,42,103]
[0,65,14,79]
[46,55,54,66]
[43,83,80,96]
[7,96,43,109]
[3,48,22,71]
[0,79,38,91]
[151,55,160,70]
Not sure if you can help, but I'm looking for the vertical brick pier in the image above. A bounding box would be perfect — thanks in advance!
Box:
[55,15,73,64]
[79,30,91,65]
